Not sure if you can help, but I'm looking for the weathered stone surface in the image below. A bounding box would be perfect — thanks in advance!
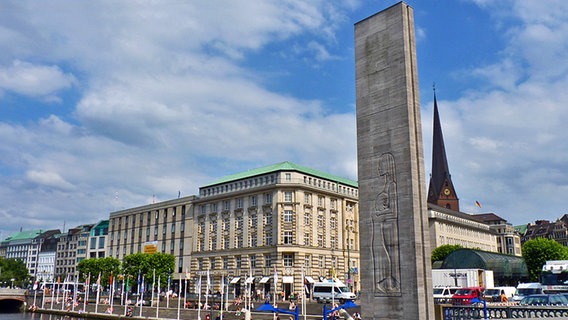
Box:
[355,2,434,319]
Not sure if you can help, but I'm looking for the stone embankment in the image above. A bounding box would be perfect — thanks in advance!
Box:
[30,297,361,320]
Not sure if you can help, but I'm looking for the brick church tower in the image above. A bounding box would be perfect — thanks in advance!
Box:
[427,93,459,211]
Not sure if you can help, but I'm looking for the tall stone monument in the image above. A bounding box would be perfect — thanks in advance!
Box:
[355,2,434,319]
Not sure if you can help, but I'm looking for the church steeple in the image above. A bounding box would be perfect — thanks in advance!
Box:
[427,91,459,211]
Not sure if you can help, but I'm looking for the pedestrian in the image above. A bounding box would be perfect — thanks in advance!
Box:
[500,290,508,302]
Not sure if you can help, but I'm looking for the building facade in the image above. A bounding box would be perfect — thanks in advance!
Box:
[521,215,568,246]
[108,162,360,298]
[88,220,108,259]
[55,224,94,278]
[471,213,522,256]
[428,204,497,252]
[0,229,60,280]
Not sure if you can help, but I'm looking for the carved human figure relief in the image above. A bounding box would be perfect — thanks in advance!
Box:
[371,153,401,296]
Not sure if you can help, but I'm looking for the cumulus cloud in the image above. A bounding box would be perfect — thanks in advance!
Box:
[0,1,361,236]
[425,0,568,223]
[1,0,566,236]
[0,60,76,99]
[26,170,75,190]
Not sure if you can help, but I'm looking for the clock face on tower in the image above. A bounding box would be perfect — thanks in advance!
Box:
[443,188,451,196]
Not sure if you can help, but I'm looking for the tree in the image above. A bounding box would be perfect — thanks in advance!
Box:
[77,256,121,287]
[123,253,175,291]
[431,244,463,263]
[522,237,568,281]
[0,257,29,287]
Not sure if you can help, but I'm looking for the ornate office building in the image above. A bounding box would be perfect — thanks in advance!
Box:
[108,162,360,298]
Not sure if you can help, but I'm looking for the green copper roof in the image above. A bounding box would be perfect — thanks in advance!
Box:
[514,224,528,235]
[4,230,43,241]
[203,161,358,188]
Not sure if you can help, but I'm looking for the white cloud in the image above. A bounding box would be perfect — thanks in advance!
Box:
[0,60,76,98]
[0,1,360,236]
[1,0,566,236]
[26,170,75,190]
[424,0,568,225]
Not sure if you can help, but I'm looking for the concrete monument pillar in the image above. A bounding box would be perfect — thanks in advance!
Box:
[355,2,434,319]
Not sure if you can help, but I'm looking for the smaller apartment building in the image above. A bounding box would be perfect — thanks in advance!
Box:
[55,224,94,278]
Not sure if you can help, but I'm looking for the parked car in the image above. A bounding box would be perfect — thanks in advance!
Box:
[519,294,568,306]
[433,287,460,303]
[452,287,484,305]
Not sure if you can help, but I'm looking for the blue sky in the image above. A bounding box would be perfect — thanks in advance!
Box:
[1,0,568,237]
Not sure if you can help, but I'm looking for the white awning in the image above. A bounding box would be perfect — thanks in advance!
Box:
[282,276,294,284]
[259,277,271,284]
[245,276,255,284]
[230,277,241,284]
[304,276,315,284]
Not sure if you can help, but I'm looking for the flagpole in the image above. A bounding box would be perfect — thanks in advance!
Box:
[273,266,278,320]
[95,273,101,313]
[121,276,125,306]
[124,275,129,316]
[198,274,202,320]
[151,269,156,307]
[55,277,60,310]
[167,273,171,309]
[225,277,229,312]
[220,274,224,320]
[246,270,250,311]
[72,274,78,312]
[139,275,145,317]
[109,272,114,314]
[123,278,127,317]
[184,274,188,312]
[136,271,141,313]
[41,281,46,308]
[205,269,211,315]
[156,275,161,319]
[331,267,336,307]
[61,275,68,311]
[302,267,306,320]
[84,273,90,313]
[177,277,182,320]
[124,275,129,310]
[50,278,56,310]
[33,280,38,307]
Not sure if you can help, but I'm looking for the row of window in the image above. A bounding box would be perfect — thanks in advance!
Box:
[301,175,358,197]
[111,206,186,232]
[5,245,34,252]
[195,253,347,271]
[200,194,273,214]
[200,175,277,197]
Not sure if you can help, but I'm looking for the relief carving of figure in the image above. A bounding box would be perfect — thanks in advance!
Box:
[371,153,401,295]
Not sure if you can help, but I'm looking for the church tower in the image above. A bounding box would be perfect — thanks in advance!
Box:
[427,93,459,211]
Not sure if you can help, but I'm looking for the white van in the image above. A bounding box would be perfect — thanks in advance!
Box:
[433,286,460,303]
[484,286,516,302]
[312,282,356,303]
[512,283,543,302]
